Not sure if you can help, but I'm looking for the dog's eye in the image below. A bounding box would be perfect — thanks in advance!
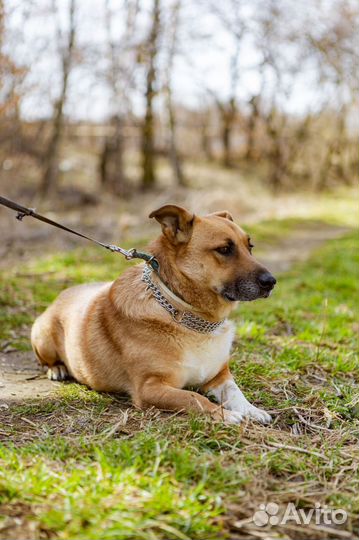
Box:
[248,240,254,253]
[215,243,234,256]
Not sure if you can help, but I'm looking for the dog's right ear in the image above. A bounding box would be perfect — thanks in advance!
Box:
[208,210,234,222]
[149,205,194,244]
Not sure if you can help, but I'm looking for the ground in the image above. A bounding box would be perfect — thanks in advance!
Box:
[0,189,358,540]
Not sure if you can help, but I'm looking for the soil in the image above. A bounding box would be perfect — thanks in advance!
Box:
[0,221,349,406]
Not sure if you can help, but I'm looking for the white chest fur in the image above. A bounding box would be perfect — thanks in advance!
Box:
[180,321,235,387]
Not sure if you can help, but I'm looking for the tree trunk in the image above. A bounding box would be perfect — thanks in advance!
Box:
[167,92,185,185]
[220,99,236,168]
[265,108,288,192]
[222,119,231,168]
[317,109,347,190]
[99,0,138,196]
[165,0,185,186]
[245,95,260,161]
[200,115,214,161]
[99,116,126,195]
[40,0,76,198]
[141,0,160,190]
[41,99,64,197]
[268,141,284,192]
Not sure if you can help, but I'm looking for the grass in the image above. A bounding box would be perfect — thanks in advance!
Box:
[0,223,358,539]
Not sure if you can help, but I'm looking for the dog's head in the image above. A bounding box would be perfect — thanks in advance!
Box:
[149,205,276,304]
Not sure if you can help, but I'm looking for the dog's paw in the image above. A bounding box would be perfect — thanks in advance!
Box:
[244,406,272,424]
[222,409,244,424]
[47,364,68,381]
[211,408,243,424]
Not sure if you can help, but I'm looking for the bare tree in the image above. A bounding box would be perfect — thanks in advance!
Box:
[199,106,214,162]
[208,1,244,168]
[99,0,140,195]
[244,94,261,161]
[0,2,21,148]
[141,0,161,189]
[99,115,126,195]
[218,96,237,168]
[164,0,185,186]
[40,0,76,198]
[0,1,42,171]
[253,0,295,190]
[1,0,357,198]
[307,0,358,188]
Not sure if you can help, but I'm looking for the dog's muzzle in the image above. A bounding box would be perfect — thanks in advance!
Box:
[221,271,276,302]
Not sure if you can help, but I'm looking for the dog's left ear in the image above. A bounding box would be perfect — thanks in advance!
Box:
[149,205,195,244]
[208,210,234,222]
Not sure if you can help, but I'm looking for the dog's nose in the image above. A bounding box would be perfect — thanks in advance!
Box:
[257,272,276,289]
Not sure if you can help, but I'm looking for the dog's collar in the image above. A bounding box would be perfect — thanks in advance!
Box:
[141,265,225,334]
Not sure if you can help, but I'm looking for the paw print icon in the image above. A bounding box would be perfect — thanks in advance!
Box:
[253,503,280,526]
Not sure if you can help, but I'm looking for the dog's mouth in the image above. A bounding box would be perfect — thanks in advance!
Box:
[260,287,274,298]
[221,282,275,302]
[222,291,238,302]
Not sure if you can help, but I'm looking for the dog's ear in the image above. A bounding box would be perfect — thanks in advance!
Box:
[208,210,234,222]
[149,205,195,244]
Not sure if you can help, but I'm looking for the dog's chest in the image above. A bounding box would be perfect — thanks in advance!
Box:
[180,321,235,387]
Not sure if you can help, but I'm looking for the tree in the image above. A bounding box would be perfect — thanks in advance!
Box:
[40,0,77,198]
[208,0,244,168]
[141,0,161,189]
[307,0,358,188]
[164,0,185,186]
[0,1,24,153]
[99,0,140,195]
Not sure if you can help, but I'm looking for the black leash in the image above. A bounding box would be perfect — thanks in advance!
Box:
[0,195,159,271]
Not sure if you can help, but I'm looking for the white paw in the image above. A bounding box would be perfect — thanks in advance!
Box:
[222,409,244,424]
[243,405,272,424]
[47,365,68,381]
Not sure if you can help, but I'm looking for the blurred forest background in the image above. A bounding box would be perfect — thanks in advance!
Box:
[0,0,358,223]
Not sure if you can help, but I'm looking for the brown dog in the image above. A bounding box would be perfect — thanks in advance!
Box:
[31,205,276,424]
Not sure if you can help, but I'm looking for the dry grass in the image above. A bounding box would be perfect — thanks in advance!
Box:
[0,224,358,539]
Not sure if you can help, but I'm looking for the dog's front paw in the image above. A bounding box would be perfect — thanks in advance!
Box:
[47,364,68,381]
[211,408,243,424]
[244,406,272,424]
[222,409,243,424]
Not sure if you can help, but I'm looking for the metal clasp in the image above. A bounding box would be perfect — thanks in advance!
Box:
[124,248,136,260]
[16,207,35,221]
[172,310,184,322]
[16,211,26,221]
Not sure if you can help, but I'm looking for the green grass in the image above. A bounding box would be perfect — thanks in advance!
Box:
[0,226,358,539]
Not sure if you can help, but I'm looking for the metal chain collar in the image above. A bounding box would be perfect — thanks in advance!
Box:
[141,265,225,334]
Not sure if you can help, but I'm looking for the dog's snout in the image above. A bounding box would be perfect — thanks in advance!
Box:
[257,271,276,289]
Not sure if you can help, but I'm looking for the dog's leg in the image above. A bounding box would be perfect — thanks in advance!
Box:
[135,377,243,424]
[31,316,69,382]
[203,366,272,424]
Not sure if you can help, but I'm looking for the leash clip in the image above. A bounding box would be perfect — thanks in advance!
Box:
[125,248,136,260]
[127,249,160,272]
[16,207,35,221]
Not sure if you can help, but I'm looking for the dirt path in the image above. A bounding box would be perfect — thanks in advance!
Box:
[0,222,349,406]
[256,223,349,273]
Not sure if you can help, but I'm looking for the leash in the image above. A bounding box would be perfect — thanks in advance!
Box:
[0,195,225,333]
[0,195,159,271]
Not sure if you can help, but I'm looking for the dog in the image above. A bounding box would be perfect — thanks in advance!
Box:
[31,205,276,424]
